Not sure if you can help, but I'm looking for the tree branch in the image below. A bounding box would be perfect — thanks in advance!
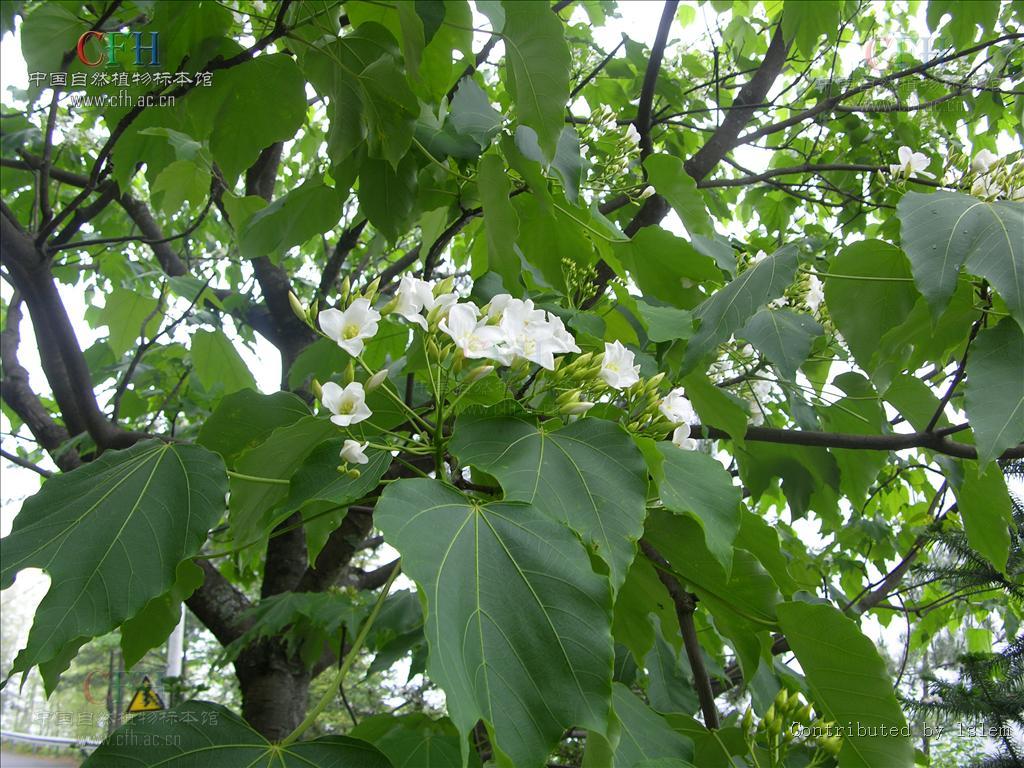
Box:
[0,447,54,478]
[634,1,678,160]
[186,559,254,647]
[640,540,720,729]
[0,293,82,471]
[693,422,1023,461]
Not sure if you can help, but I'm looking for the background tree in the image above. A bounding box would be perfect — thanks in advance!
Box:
[1,0,1022,766]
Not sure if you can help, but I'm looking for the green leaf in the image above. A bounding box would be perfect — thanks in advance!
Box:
[964,318,1024,467]
[657,442,741,575]
[450,414,648,592]
[151,159,211,215]
[647,511,780,629]
[228,416,339,552]
[644,617,699,715]
[500,0,571,161]
[375,479,614,768]
[927,0,1000,48]
[818,373,889,504]
[551,127,586,204]
[281,437,391,519]
[190,329,257,395]
[681,371,749,444]
[186,53,307,180]
[683,242,805,372]
[358,154,418,243]
[583,683,696,768]
[223,592,365,668]
[1,441,227,689]
[777,601,914,768]
[84,702,392,767]
[613,555,680,663]
[450,77,503,150]
[898,191,1024,327]
[197,390,310,467]
[351,713,480,768]
[953,462,1015,573]
[824,240,919,384]
[781,1,841,56]
[644,154,713,236]
[737,442,839,519]
[239,178,343,262]
[477,152,521,293]
[97,288,161,356]
[615,227,722,309]
[19,3,86,83]
[739,308,822,380]
[120,560,204,669]
[637,302,694,343]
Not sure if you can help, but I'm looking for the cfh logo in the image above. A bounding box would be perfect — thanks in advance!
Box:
[76,31,160,67]
[863,33,935,72]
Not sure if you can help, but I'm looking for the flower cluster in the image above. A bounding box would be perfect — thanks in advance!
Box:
[309,277,711,451]
[439,294,581,370]
[968,149,1023,200]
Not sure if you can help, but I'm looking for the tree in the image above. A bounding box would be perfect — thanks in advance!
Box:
[1,0,1022,765]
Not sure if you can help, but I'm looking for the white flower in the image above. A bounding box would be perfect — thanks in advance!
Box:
[499,299,563,370]
[639,185,655,200]
[440,303,508,361]
[340,439,369,465]
[971,148,998,174]
[321,381,372,427]
[658,387,696,425]
[319,298,380,356]
[768,296,789,309]
[671,424,698,451]
[751,249,768,265]
[600,340,640,389]
[748,404,765,426]
[485,293,513,319]
[889,146,930,178]
[624,123,641,145]
[751,379,774,402]
[805,274,825,313]
[393,276,435,329]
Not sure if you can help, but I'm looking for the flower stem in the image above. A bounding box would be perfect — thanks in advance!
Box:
[280,562,401,746]
[225,470,290,486]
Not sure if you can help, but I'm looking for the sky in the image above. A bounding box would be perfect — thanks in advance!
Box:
[0,0,1018,749]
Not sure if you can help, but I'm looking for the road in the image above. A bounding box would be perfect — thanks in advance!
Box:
[0,750,81,767]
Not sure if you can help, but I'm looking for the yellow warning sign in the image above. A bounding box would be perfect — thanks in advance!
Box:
[126,675,165,713]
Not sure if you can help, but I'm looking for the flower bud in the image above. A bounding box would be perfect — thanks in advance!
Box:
[288,291,306,322]
[340,276,351,302]
[765,704,776,725]
[365,369,388,391]
[741,707,754,734]
[311,379,323,401]
[307,299,319,326]
[556,388,583,405]
[465,364,494,384]
[560,401,595,416]
[380,296,399,315]
[639,185,655,200]
[570,352,594,369]
[821,735,842,756]
[426,338,441,361]
[646,371,666,390]
[435,276,455,296]
[343,360,355,385]
[345,468,361,479]
[363,277,381,303]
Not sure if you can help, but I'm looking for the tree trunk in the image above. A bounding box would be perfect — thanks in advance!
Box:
[235,640,312,741]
